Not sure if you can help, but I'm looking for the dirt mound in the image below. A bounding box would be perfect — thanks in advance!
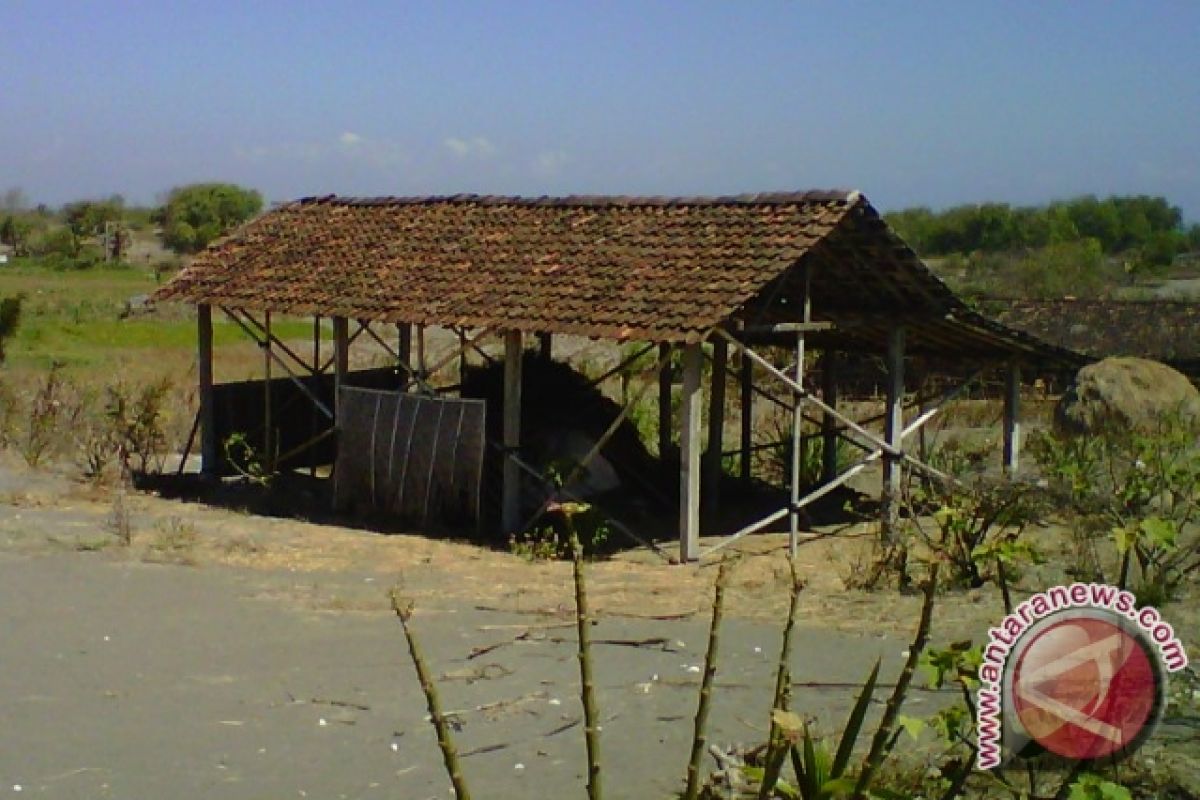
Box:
[1055,356,1200,435]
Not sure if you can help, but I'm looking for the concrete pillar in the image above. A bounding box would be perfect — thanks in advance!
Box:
[1003,361,1021,474]
[703,337,728,514]
[678,342,703,562]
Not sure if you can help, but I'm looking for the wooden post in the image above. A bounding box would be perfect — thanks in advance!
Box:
[789,267,811,556]
[658,342,672,459]
[679,342,703,562]
[502,331,524,534]
[1003,360,1021,475]
[197,304,217,476]
[538,332,552,360]
[263,311,273,472]
[820,349,839,483]
[416,324,427,385]
[311,316,320,476]
[458,328,468,389]
[739,349,753,487]
[882,326,905,544]
[333,316,349,419]
[704,337,728,514]
[397,323,412,389]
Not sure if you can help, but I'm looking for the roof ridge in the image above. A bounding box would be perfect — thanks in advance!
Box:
[289,190,865,208]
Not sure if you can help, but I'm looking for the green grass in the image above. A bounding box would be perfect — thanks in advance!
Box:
[0,260,313,372]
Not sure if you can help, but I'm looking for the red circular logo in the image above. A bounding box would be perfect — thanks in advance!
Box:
[1008,611,1162,761]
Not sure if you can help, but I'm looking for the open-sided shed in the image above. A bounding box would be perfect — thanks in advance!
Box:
[153,191,1080,561]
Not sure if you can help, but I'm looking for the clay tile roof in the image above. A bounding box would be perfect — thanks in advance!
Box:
[151,191,1081,362]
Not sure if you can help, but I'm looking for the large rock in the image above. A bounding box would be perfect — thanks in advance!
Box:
[1055,357,1200,436]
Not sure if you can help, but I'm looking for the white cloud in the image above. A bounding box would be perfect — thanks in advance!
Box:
[533,150,569,176]
[234,133,408,169]
[444,136,498,159]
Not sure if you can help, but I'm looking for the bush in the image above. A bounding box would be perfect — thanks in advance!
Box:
[1031,412,1200,606]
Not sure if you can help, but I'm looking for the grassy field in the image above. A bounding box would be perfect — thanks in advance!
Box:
[0,261,313,381]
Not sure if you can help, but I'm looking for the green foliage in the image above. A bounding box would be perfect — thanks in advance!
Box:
[1066,773,1132,800]
[224,431,272,486]
[886,195,1188,260]
[905,443,1047,596]
[158,183,263,254]
[1031,414,1200,604]
[510,500,610,561]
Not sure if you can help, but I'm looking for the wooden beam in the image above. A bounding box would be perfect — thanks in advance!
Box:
[1003,361,1021,474]
[333,316,349,420]
[820,350,839,483]
[679,342,703,562]
[882,326,905,544]
[704,337,728,514]
[197,304,216,477]
[502,331,523,534]
[739,350,753,486]
[738,321,835,335]
[538,332,552,360]
[658,343,672,459]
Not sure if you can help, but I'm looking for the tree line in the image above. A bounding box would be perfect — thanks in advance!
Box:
[0,183,263,270]
[884,195,1200,299]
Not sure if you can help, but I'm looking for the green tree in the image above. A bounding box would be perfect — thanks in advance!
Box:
[62,198,125,256]
[0,215,36,256]
[158,183,263,254]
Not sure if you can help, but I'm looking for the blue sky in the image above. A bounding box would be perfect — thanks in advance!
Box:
[2,1,1198,218]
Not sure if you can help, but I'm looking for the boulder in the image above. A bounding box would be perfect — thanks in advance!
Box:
[1055,357,1200,436]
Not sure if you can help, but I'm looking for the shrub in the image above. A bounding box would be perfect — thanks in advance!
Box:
[1031,413,1200,606]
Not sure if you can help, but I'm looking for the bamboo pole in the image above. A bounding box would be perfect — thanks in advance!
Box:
[389,589,471,800]
[683,558,734,800]
[569,514,603,800]
[758,558,806,799]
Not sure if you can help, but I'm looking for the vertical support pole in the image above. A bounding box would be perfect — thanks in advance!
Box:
[788,267,811,557]
[397,323,412,390]
[311,315,320,476]
[739,349,753,487]
[538,332,552,360]
[502,331,523,534]
[658,342,672,459]
[263,311,273,472]
[679,341,703,563]
[458,329,468,390]
[704,337,728,514]
[197,304,216,476]
[820,349,839,483]
[333,316,349,420]
[882,326,906,544]
[1003,360,1021,475]
[417,324,427,385]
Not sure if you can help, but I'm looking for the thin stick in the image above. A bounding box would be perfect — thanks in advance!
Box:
[852,562,940,799]
[566,517,603,800]
[758,558,806,799]
[389,589,472,800]
[683,558,735,800]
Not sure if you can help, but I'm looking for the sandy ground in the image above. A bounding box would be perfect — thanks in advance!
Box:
[0,457,1195,798]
